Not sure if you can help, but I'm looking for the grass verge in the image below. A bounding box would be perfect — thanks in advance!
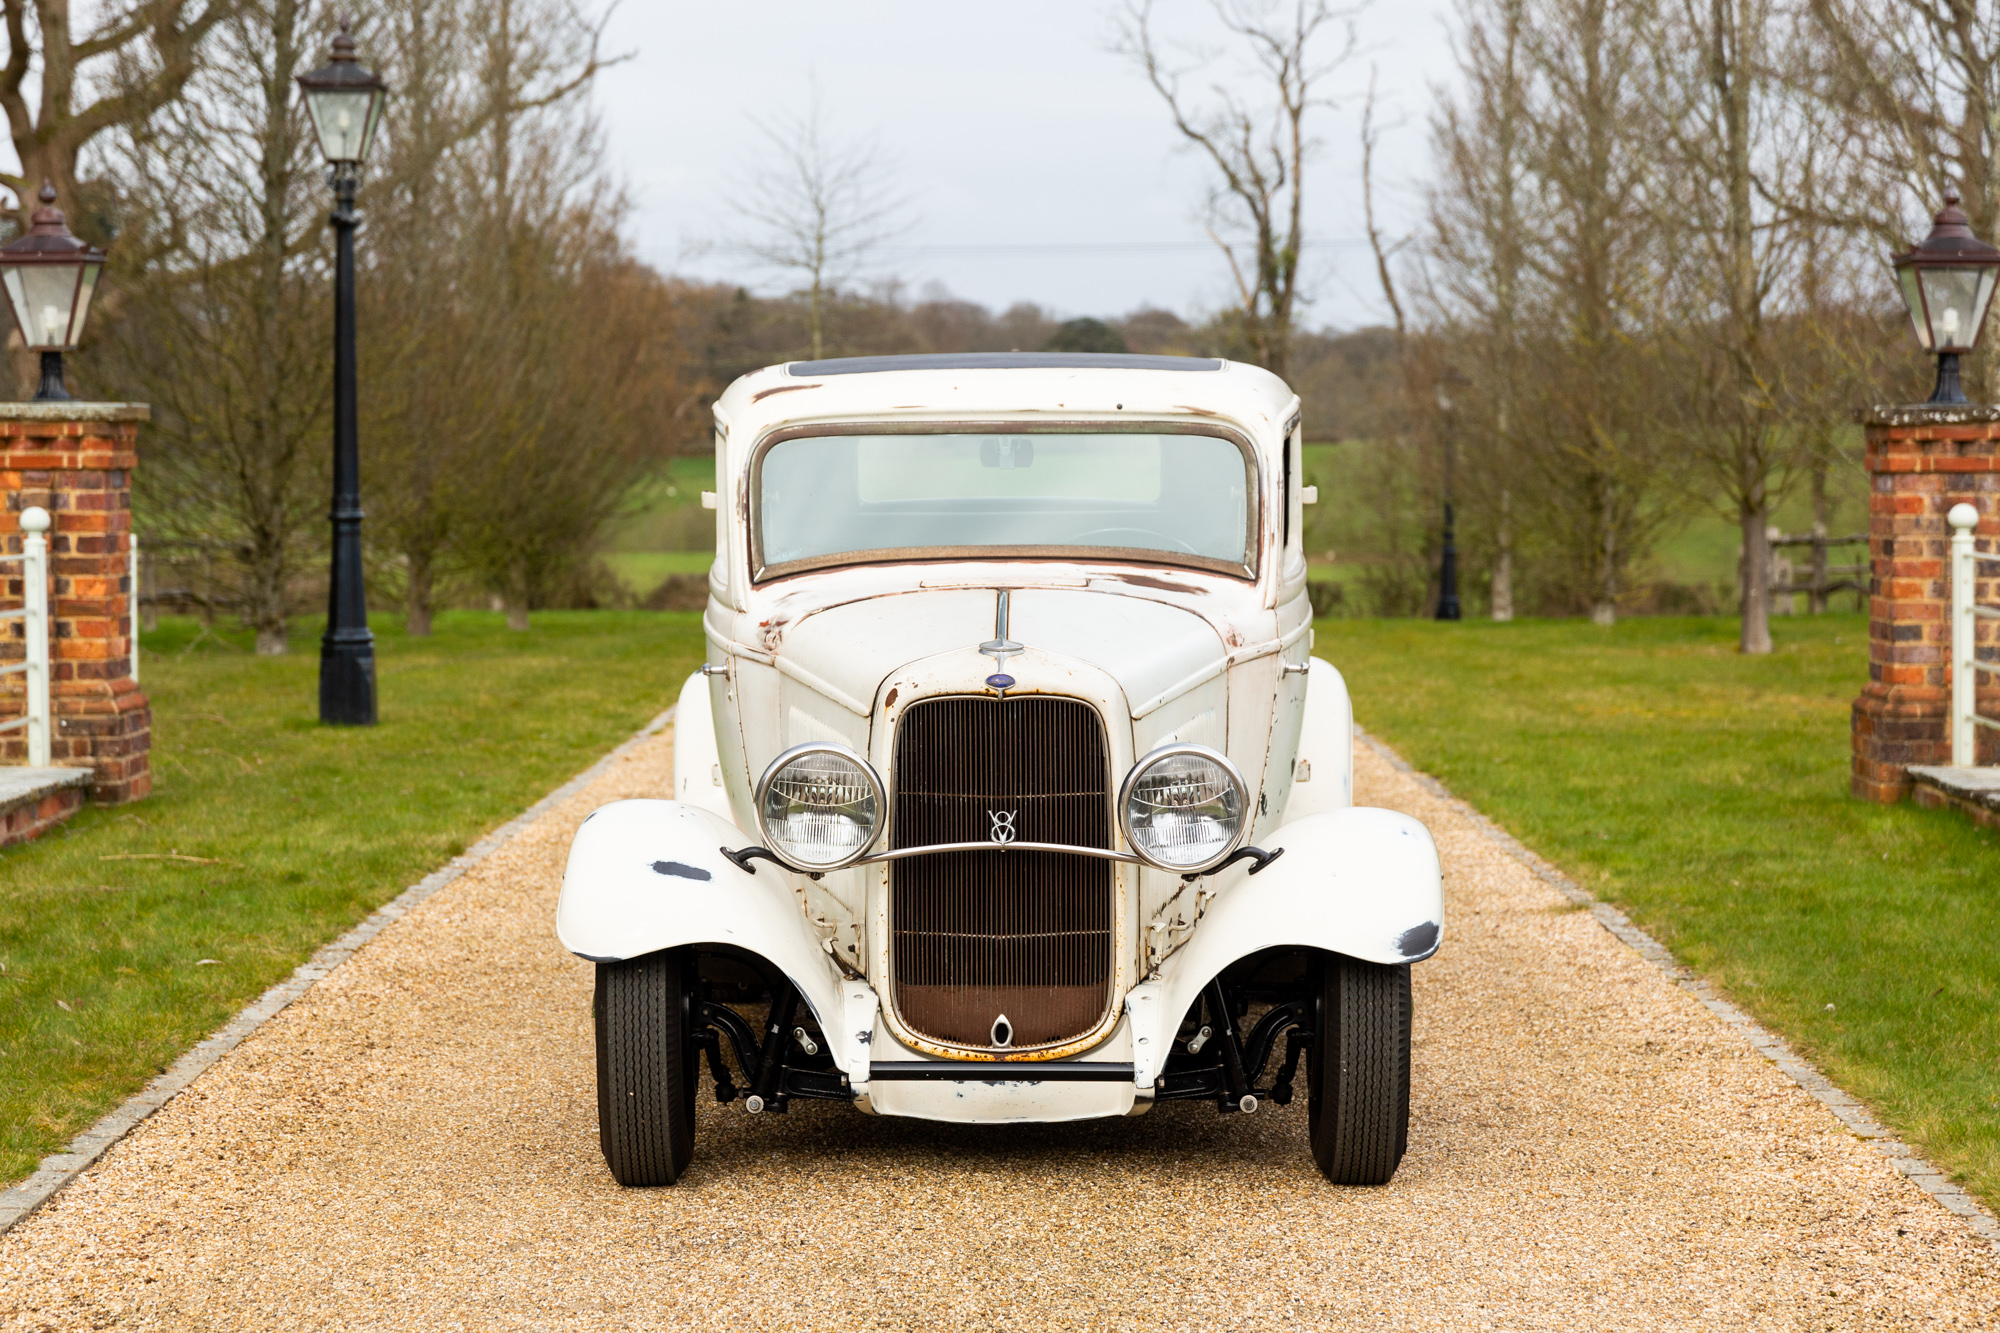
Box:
[1321,613,2000,1205]
[0,609,704,1186]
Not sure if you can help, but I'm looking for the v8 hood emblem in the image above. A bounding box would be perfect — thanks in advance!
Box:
[988,809,1017,844]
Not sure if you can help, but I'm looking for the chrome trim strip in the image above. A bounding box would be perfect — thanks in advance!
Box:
[856,840,1142,866]
[868,1061,1136,1082]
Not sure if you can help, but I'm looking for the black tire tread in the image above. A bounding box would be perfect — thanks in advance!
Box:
[1309,956,1412,1186]
[594,950,697,1187]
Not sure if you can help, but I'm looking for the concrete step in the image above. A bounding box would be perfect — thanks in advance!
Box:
[1906,765,2000,831]
[0,766,93,846]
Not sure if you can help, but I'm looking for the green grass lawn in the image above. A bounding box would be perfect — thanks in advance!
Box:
[604,549,714,593]
[1323,613,2000,1203]
[0,610,705,1186]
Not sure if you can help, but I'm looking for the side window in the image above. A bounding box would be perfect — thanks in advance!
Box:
[712,426,729,576]
[1282,414,1303,551]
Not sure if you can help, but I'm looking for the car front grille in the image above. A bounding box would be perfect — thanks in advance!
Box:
[889,695,1115,1053]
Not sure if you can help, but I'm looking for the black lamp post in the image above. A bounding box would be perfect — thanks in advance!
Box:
[1434,383,1462,622]
[1893,187,2000,405]
[297,20,387,726]
[0,183,107,401]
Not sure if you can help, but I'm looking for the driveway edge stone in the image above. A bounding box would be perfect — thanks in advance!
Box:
[0,705,676,1235]
[1356,725,2000,1254]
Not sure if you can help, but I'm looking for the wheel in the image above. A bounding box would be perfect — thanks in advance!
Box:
[1307,955,1411,1185]
[594,949,699,1186]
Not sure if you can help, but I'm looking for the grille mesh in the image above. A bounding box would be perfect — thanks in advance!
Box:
[890,696,1114,1051]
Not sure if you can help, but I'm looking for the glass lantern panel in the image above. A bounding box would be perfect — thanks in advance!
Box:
[1971,267,1999,343]
[1,264,83,349]
[1919,266,1988,351]
[1898,266,1932,350]
[68,263,100,343]
[306,88,380,163]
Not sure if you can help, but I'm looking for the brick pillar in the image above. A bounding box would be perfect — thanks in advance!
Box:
[1851,404,2000,801]
[0,403,150,803]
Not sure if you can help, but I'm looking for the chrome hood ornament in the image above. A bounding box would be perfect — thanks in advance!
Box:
[979,589,1024,697]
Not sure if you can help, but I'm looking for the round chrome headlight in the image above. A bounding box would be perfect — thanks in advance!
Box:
[1117,743,1248,873]
[754,743,885,871]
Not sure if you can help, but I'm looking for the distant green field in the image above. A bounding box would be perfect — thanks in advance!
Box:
[1327,613,2000,1208]
[604,550,714,592]
[1301,439,1872,616]
[604,457,716,593]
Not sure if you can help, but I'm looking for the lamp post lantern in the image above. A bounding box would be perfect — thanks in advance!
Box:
[0,183,107,401]
[297,18,387,726]
[1893,186,2000,405]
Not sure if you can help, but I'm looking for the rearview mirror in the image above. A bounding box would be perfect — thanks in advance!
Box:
[980,437,1034,469]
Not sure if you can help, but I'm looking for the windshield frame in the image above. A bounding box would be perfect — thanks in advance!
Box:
[747,420,1263,585]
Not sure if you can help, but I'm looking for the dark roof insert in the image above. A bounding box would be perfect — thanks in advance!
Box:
[786,352,1225,377]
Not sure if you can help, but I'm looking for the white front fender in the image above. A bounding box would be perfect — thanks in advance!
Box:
[555,799,853,1074]
[1126,806,1443,1089]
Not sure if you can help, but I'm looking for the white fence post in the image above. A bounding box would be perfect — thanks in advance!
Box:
[129,532,138,685]
[1950,503,1978,768]
[22,506,51,768]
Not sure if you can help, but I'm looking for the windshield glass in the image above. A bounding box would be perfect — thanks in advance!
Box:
[754,430,1255,578]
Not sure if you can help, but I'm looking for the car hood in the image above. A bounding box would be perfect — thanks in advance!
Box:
[771,587,1231,718]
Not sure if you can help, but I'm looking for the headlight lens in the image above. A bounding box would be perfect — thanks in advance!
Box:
[755,744,884,871]
[1118,744,1248,873]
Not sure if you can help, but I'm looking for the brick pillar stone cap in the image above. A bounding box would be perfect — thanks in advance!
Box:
[1856,402,2000,427]
[0,403,148,423]
[1950,503,1981,530]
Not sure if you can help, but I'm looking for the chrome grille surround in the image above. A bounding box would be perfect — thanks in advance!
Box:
[887,695,1117,1057]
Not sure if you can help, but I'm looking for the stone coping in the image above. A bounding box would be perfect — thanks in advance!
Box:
[0,766,92,811]
[0,402,148,424]
[1908,764,2000,810]
[1856,403,2000,427]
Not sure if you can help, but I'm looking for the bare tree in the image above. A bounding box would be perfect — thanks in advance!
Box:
[98,0,327,655]
[1119,0,1361,377]
[360,0,627,633]
[1651,0,1804,651]
[0,0,236,229]
[1513,0,1681,624]
[1429,0,1530,619]
[733,94,909,361]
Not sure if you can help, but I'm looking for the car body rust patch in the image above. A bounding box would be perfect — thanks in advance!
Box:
[1109,571,1205,594]
[884,687,899,709]
[752,382,820,403]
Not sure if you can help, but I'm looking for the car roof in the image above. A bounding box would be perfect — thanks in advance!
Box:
[785,352,1224,376]
[715,356,1299,470]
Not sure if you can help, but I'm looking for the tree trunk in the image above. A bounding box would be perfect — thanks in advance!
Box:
[1807,451,1830,615]
[1591,479,1618,626]
[406,553,434,637]
[249,542,289,656]
[505,587,530,631]
[809,270,824,360]
[1491,488,1515,622]
[1740,505,1772,654]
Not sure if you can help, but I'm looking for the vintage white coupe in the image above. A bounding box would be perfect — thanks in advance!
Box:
[557,352,1442,1187]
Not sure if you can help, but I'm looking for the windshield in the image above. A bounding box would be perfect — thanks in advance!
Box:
[753,429,1255,579]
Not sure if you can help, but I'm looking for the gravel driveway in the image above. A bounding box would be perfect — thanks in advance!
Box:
[0,726,1995,1330]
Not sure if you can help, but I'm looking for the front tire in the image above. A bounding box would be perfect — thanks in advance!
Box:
[594,950,699,1186]
[1307,956,1411,1185]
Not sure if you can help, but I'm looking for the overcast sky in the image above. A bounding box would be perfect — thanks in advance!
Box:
[593,2,1461,332]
